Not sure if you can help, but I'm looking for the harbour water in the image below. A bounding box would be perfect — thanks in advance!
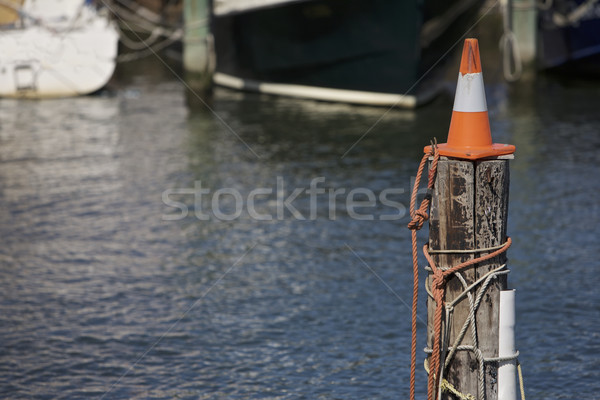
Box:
[0,55,599,399]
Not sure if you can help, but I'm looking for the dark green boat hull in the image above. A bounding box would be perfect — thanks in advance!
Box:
[210,0,483,104]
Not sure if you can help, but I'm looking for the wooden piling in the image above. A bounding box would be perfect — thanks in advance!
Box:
[183,0,213,93]
[427,156,511,399]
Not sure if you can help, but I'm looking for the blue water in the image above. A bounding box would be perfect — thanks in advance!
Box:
[0,57,599,399]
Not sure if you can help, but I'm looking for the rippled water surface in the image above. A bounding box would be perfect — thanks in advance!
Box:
[1,57,599,399]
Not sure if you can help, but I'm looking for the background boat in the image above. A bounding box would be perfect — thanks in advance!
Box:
[184,0,486,107]
[536,0,600,75]
[0,0,119,98]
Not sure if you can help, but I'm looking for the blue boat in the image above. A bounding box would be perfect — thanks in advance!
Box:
[537,0,600,74]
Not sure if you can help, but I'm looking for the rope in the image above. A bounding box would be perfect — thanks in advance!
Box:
[441,264,504,388]
[518,361,526,400]
[407,140,440,400]
[116,29,183,62]
[425,238,511,399]
[424,346,521,400]
[426,242,507,254]
[422,250,524,400]
[441,378,476,400]
[424,357,476,400]
[105,0,184,62]
[424,347,519,363]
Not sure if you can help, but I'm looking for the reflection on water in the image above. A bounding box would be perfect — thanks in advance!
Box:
[0,57,598,399]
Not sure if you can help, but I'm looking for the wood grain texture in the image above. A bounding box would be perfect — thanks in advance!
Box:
[475,159,509,400]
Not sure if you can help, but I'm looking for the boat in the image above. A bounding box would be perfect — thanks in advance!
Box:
[536,0,600,75]
[0,0,119,98]
[184,0,486,107]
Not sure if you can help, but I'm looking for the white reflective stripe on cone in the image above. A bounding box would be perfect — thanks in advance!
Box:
[452,72,487,113]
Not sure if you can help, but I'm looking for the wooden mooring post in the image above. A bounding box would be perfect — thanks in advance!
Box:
[427,156,511,399]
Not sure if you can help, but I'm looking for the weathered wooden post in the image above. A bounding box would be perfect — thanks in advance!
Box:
[427,155,513,399]
[421,39,516,400]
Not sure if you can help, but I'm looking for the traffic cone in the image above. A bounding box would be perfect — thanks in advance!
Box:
[425,38,515,160]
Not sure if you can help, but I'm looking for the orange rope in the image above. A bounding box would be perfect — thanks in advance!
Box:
[407,145,439,400]
[407,147,511,400]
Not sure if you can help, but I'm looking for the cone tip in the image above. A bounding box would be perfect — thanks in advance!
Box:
[459,38,482,74]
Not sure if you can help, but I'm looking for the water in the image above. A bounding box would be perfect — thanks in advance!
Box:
[0,56,599,399]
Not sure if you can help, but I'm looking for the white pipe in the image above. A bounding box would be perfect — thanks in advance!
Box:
[499,289,517,400]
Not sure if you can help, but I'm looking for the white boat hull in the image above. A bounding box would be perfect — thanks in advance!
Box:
[0,6,118,98]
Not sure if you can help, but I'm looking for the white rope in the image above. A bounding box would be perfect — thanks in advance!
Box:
[426,242,508,254]
[116,30,182,62]
[424,263,517,399]
[449,270,487,399]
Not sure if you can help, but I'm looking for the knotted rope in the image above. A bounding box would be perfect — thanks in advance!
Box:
[423,238,511,399]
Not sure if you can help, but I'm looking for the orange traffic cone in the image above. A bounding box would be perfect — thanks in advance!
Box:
[425,38,515,159]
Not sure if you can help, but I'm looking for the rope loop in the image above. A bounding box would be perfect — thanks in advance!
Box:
[407,142,438,233]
